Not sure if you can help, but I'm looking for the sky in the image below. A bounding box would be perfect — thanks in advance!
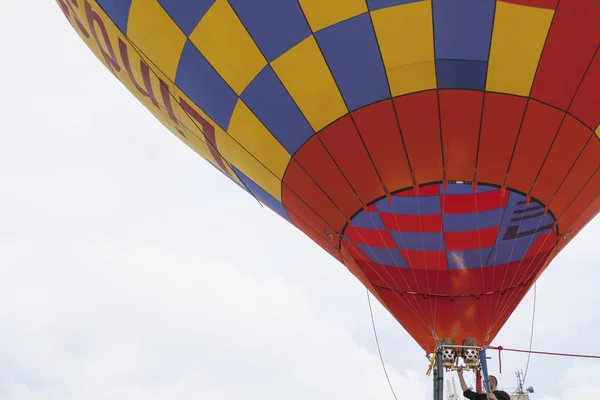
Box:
[1,1,600,399]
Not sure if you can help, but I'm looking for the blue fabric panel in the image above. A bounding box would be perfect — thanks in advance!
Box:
[440,183,497,195]
[432,0,495,61]
[176,40,238,130]
[358,244,410,267]
[436,59,488,90]
[488,193,555,266]
[391,231,445,251]
[315,13,389,111]
[352,211,387,230]
[241,66,314,154]
[443,208,504,232]
[432,0,494,90]
[376,195,441,215]
[97,0,133,33]
[229,0,311,62]
[158,0,216,36]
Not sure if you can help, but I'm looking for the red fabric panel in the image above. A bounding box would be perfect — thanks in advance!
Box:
[394,91,444,185]
[570,52,600,129]
[294,137,362,218]
[352,100,414,193]
[442,190,508,214]
[439,90,483,181]
[559,168,600,228]
[396,184,440,197]
[345,226,397,248]
[444,227,499,251]
[400,250,448,270]
[549,138,600,218]
[282,159,346,243]
[477,93,527,185]
[379,213,443,232]
[531,114,591,205]
[531,0,600,109]
[320,115,385,205]
[506,100,565,194]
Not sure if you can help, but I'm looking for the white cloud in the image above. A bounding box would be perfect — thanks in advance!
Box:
[540,360,600,399]
[0,239,427,400]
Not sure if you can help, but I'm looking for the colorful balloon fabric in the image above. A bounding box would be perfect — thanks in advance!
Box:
[57,0,600,352]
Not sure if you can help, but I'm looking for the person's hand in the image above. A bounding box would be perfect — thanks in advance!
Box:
[456,366,463,375]
[487,392,497,399]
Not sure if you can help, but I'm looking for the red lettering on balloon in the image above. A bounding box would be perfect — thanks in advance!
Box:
[57,0,90,39]
[502,203,554,240]
[179,97,231,177]
[160,81,179,123]
[85,0,120,75]
[118,39,159,108]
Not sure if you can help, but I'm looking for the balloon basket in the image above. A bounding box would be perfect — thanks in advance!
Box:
[432,338,483,371]
[429,338,486,400]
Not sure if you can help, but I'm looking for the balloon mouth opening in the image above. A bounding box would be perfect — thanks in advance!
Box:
[340,180,557,272]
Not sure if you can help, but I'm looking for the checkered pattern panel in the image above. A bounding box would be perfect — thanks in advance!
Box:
[344,183,556,270]
[63,0,600,234]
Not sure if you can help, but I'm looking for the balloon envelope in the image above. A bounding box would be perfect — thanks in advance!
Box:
[57,0,600,352]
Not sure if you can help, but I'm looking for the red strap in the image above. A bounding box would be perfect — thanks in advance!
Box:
[497,346,503,373]
[488,345,600,359]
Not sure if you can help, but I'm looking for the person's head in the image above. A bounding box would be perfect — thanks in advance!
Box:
[489,375,498,391]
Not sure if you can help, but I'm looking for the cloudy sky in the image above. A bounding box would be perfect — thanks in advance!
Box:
[2,1,600,399]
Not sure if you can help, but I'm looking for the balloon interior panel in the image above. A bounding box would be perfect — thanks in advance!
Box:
[57,0,600,353]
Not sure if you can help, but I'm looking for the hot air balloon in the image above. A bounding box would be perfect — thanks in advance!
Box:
[56,0,600,396]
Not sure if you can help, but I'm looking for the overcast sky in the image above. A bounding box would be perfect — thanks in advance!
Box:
[2,1,600,399]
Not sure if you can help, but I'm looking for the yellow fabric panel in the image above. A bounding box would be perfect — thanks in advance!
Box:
[225,100,291,199]
[486,2,554,96]
[217,128,284,200]
[371,2,437,96]
[595,125,600,139]
[189,0,267,95]
[271,36,347,131]
[219,133,283,198]
[297,0,368,32]
[127,0,187,81]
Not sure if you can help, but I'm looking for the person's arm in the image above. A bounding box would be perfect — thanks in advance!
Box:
[462,388,483,400]
[457,368,489,400]
[457,368,478,399]
[457,367,470,392]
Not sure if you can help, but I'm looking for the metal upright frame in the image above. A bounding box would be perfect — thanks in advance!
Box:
[431,343,489,400]
[480,348,491,393]
[434,350,444,400]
